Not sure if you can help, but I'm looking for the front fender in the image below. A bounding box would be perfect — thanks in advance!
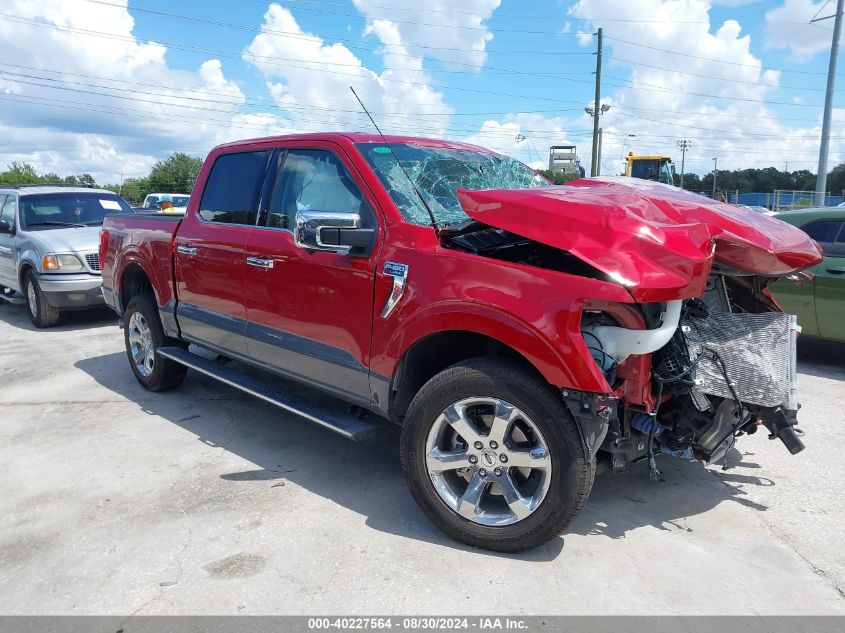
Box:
[17,249,43,280]
[378,300,611,394]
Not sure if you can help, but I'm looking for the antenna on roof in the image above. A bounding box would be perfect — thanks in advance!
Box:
[349,86,439,234]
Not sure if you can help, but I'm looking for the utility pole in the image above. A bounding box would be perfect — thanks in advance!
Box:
[676,139,691,188]
[591,28,603,177]
[814,0,844,206]
[712,157,718,199]
[597,128,604,176]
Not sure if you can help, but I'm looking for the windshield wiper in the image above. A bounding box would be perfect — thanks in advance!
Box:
[26,221,86,228]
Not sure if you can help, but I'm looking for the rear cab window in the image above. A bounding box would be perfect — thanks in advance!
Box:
[198,150,272,225]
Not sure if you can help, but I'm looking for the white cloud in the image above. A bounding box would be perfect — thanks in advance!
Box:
[462,114,577,171]
[765,0,832,61]
[351,0,501,69]
[561,0,836,175]
[0,0,270,183]
[711,0,763,6]
[243,4,452,137]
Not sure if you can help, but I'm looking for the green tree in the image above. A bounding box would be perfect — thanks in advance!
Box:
[0,162,40,184]
[145,153,203,196]
[827,163,845,197]
[536,169,582,185]
[676,172,703,191]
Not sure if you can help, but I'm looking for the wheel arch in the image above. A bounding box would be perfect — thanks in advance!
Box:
[389,329,548,422]
[118,261,155,313]
[18,259,36,289]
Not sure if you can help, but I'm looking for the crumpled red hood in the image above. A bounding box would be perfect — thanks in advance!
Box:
[457,176,823,302]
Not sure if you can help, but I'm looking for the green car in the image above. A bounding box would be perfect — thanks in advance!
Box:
[769,208,845,342]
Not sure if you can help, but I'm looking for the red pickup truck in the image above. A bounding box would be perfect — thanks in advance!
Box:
[100,133,822,552]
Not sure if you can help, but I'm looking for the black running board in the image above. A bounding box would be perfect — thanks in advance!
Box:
[158,346,380,442]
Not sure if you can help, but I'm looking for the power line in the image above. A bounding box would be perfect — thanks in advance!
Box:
[604,75,824,107]
[86,0,594,38]
[0,12,603,100]
[5,70,840,151]
[222,0,595,36]
[613,104,822,123]
[3,12,827,114]
[4,67,840,145]
[0,80,585,140]
[605,35,833,76]
[604,55,843,91]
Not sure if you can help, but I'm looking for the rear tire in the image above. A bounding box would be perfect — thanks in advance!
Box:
[400,357,593,552]
[24,271,60,328]
[123,294,187,392]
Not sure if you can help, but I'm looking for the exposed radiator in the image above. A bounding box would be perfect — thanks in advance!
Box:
[684,311,799,410]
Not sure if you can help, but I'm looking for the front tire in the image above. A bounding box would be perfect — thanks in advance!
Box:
[24,271,60,328]
[400,358,593,552]
[123,294,187,392]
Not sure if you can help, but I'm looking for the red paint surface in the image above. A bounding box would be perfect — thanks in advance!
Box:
[459,176,823,303]
[101,133,825,407]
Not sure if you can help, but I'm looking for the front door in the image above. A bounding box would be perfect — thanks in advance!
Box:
[174,149,272,356]
[242,144,381,407]
[0,195,17,288]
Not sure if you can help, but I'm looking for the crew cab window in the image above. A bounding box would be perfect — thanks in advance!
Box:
[0,195,15,227]
[265,150,366,230]
[198,150,271,224]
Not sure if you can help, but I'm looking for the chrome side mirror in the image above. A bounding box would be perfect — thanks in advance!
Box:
[294,211,374,252]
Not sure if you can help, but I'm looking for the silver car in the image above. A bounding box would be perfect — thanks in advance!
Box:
[0,185,134,327]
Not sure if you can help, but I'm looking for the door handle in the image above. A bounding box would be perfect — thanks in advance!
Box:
[177,245,197,256]
[826,268,845,275]
[246,256,274,269]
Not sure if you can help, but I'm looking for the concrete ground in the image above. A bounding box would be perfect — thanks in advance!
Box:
[0,302,843,615]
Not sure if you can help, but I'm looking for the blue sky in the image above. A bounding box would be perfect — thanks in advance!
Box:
[0,0,841,182]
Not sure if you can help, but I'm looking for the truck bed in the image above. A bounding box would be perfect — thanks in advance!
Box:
[100,212,184,318]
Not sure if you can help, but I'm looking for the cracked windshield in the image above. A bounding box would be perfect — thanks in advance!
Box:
[356,143,548,226]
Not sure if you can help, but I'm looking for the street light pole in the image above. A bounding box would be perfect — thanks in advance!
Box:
[591,28,603,177]
[712,157,718,199]
[815,0,844,206]
[676,139,691,188]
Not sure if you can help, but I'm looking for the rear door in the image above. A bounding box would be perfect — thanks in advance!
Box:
[174,149,273,356]
[242,143,382,407]
[0,194,16,288]
[814,220,845,342]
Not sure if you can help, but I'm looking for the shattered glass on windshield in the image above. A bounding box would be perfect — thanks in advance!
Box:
[356,143,548,226]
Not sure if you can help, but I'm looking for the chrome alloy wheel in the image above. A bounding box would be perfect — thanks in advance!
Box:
[127,311,155,377]
[26,280,37,316]
[425,397,552,526]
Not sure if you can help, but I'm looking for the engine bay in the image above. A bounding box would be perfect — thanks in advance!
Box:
[441,220,807,477]
[441,221,609,281]
[582,272,805,476]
